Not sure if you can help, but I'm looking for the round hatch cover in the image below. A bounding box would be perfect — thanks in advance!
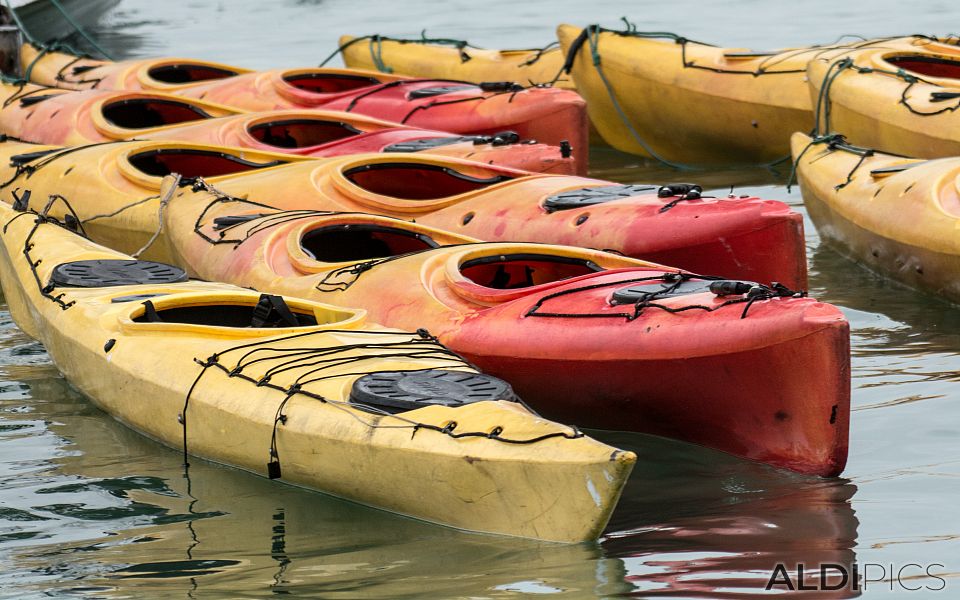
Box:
[50,260,188,288]
[350,369,517,413]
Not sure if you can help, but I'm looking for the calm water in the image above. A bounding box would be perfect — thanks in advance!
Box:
[1,1,959,598]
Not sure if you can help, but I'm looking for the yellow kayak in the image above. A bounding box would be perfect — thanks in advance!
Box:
[0,200,635,542]
[556,24,874,165]
[791,131,960,301]
[807,36,960,157]
[20,43,251,91]
[335,34,574,89]
[0,139,312,262]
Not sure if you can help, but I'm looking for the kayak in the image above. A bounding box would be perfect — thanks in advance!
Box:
[806,36,960,157]
[0,139,807,287]
[335,34,575,90]
[162,196,852,476]
[0,200,635,542]
[556,24,873,165]
[157,151,809,288]
[791,132,960,302]
[171,69,589,164]
[19,42,252,91]
[0,81,242,145]
[0,140,312,262]
[18,44,590,166]
[0,82,577,175]
[141,110,578,175]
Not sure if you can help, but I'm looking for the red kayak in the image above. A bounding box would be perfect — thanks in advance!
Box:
[162,153,809,289]
[162,201,851,476]
[18,46,588,169]
[174,69,589,167]
[0,82,575,174]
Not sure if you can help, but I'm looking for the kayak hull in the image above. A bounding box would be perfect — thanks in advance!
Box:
[791,132,960,302]
[556,24,817,165]
[162,202,851,476]
[337,34,575,90]
[0,141,807,288]
[807,37,960,157]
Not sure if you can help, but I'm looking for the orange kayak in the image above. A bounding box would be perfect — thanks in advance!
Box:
[19,44,589,168]
[20,43,251,91]
[147,152,809,288]
[0,82,576,174]
[142,111,577,175]
[160,194,851,476]
[0,81,240,145]
[173,70,588,165]
[0,139,806,287]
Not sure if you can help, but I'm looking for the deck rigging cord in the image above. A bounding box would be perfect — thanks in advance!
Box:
[180,327,582,477]
[2,193,88,310]
[812,47,960,141]
[787,134,907,193]
[181,177,479,293]
[525,271,805,321]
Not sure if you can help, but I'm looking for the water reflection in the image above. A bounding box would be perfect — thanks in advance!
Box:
[588,147,789,188]
[597,432,860,598]
[0,351,625,598]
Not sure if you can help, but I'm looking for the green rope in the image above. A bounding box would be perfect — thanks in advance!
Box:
[579,25,695,170]
[46,0,113,60]
[785,133,848,192]
[319,32,476,70]
[368,35,391,73]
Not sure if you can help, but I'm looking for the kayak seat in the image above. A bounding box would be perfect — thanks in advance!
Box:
[133,294,317,328]
[148,64,240,84]
[344,162,513,200]
[248,119,363,149]
[128,148,289,178]
[103,99,215,129]
[460,254,603,290]
[284,73,381,94]
[301,224,439,262]
[885,54,960,80]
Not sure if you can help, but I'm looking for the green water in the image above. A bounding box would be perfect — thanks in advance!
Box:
[0,1,958,598]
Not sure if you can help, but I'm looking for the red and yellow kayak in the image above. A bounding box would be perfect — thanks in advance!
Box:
[173,70,588,164]
[0,140,806,287]
[20,43,251,91]
[18,44,589,167]
[0,82,576,174]
[160,195,851,476]
[0,81,240,145]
